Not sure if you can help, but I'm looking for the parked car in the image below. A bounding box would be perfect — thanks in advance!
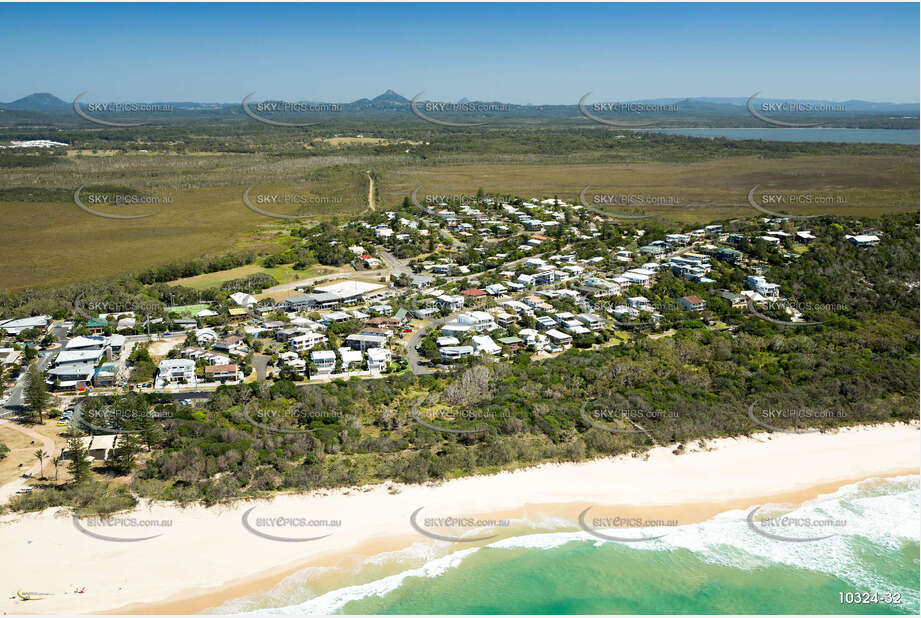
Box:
[16,486,33,494]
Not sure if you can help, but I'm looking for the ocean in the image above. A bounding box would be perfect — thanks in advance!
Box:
[646,128,919,145]
[216,476,919,615]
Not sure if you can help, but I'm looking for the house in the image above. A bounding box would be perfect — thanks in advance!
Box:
[439,345,474,361]
[278,351,306,373]
[536,315,557,330]
[746,275,780,299]
[158,359,196,385]
[86,317,108,334]
[367,347,391,372]
[472,335,501,356]
[497,336,524,349]
[228,307,249,320]
[0,315,51,336]
[309,350,337,375]
[461,288,488,300]
[344,333,386,351]
[718,290,747,308]
[368,304,393,316]
[205,364,239,383]
[66,335,107,352]
[436,336,460,347]
[484,283,507,296]
[290,332,327,352]
[195,328,218,345]
[436,294,465,312]
[456,311,496,331]
[715,247,744,264]
[93,365,117,387]
[47,362,96,389]
[676,296,706,311]
[576,313,604,331]
[338,347,363,370]
[410,274,435,288]
[229,292,257,307]
[846,234,880,246]
[796,231,816,243]
[545,329,573,346]
[214,336,247,356]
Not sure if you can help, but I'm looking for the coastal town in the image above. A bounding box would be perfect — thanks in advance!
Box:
[0,191,884,425]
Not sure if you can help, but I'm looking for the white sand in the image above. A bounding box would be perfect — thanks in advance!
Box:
[0,422,917,615]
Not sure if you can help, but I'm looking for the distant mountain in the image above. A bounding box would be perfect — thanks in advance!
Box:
[1,92,70,112]
[371,89,409,106]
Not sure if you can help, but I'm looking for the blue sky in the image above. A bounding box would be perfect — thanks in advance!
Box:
[1,3,917,103]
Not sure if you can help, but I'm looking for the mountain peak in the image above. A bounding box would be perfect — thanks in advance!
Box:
[371,89,409,105]
[2,92,70,112]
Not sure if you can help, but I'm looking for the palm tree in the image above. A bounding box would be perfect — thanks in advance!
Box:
[34,449,47,479]
[51,456,61,481]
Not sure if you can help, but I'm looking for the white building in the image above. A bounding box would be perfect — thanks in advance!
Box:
[290,332,327,352]
[367,347,391,372]
[158,359,196,385]
[471,335,501,356]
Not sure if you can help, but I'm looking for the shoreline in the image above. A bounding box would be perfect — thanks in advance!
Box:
[1,422,917,615]
[121,471,918,615]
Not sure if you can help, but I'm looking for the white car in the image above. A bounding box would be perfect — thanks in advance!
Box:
[16,486,33,494]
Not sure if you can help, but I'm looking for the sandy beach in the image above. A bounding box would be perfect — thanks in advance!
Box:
[1,422,917,615]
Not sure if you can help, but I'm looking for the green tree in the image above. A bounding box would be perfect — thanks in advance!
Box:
[66,431,91,483]
[24,362,49,424]
[34,448,47,478]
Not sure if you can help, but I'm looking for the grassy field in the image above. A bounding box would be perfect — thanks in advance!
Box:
[169,263,349,291]
[2,149,916,291]
[380,155,919,223]
[0,151,373,290]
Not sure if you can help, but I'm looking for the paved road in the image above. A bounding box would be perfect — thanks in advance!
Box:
[1,342,61,416]
[252,354,271,381]
[379,250,411,277]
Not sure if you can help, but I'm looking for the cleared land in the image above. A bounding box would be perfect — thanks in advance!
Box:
[1,152,916,290]
[381,155,919,223]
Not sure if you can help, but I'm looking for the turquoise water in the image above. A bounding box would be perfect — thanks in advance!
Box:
[229,476,919,615]
[647,128,919,144]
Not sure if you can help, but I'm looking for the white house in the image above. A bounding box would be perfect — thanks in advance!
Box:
[310,350,337,374]
[230,292,257,307]
[472,335,501,356]
[290,332,327,352]
[746,275,780,299]
[367,347,391,372]
[158,359,196,385]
